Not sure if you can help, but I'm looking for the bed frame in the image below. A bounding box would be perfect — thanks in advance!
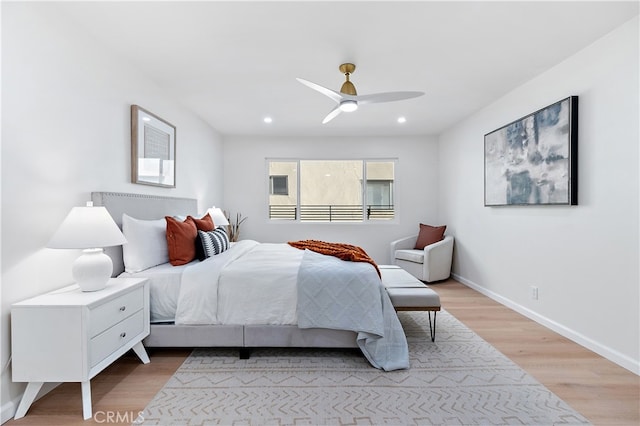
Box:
[92,192,358,355]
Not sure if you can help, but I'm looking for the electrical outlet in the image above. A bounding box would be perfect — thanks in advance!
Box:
[531,286,539,300]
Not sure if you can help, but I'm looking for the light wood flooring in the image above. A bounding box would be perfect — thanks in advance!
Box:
[6,279,639,425]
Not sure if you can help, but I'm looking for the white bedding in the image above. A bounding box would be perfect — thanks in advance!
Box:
[120,240,304,325]
[175,240,260,324]
[217,243,303,325]
[117,241,260,323]
[173,240,303,325]
[121,241,380,328]
[119,261,190,322]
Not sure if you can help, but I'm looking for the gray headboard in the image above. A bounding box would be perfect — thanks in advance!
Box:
[92,192,198,276]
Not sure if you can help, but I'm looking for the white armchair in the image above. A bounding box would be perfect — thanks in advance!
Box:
[390,235,454,282]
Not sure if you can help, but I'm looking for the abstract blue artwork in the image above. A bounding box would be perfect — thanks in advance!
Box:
[484,96,578,206]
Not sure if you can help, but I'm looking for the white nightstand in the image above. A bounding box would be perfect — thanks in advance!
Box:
[11,278,150,420]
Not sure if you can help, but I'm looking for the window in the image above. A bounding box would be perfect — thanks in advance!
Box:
[270,175,288,195]
[267,159,396,222]
[366,180,394,220]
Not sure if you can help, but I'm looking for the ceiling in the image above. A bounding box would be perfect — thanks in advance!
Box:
[55,1,638,137]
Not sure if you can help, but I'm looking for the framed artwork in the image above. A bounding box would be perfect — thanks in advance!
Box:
[131,105,176,188]
[484,96,578,206]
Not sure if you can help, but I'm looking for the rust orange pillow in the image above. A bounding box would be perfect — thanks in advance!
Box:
[188,213,214,232]
[166,216,198,266]
[414,224,446,249]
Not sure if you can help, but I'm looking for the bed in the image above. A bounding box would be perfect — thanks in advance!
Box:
[92,191,408,370]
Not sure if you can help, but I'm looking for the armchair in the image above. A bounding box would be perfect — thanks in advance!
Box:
[390,234,454,282]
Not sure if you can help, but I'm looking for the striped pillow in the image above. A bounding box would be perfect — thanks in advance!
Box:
[196,227,230,260]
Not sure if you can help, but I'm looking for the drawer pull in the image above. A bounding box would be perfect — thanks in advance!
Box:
[119,306,126,312]
[120,332,127,338]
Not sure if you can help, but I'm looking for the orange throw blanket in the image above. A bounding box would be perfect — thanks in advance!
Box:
[288,239,380,277]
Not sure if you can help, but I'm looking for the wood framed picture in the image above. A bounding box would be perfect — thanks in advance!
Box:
[484,96,578,206]
[131,105,176,188]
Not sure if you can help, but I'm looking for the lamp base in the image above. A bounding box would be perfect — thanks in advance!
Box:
[72,248,113,291]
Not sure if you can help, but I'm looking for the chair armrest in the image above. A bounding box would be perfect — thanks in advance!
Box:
[390,235,418,263]
[422,235,454,281]
[423,235,454,255]
[391,235,418,251]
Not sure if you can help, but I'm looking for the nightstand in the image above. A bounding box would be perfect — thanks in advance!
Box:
[11,278,150,420]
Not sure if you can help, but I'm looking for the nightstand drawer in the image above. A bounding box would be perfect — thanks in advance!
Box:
[90,287,144,337]
[90,309,144,367]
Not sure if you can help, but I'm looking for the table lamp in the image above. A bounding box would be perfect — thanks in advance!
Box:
[206,207,230,226]
[47,202,127,291]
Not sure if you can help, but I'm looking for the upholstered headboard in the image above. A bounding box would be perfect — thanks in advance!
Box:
[92,192,198,276]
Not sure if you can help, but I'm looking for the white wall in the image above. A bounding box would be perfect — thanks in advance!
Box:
[1,3,224,421]
[223,136,440,263]
[438,17,639,373]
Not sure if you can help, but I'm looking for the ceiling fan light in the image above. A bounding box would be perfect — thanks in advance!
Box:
[339,100,358,112]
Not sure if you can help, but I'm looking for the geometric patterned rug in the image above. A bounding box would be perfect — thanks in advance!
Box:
[139,311,590,425]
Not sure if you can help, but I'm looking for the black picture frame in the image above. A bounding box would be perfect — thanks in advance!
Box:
[484,96,578,206]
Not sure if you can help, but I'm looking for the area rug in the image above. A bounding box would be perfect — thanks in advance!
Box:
[139,311,590,425]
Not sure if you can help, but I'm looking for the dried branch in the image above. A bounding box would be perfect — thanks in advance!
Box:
[224,211,247,242]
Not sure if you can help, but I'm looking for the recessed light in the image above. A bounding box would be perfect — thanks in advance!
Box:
[142,117,151,122]
[263,117,273,124]
[397,117,407,124]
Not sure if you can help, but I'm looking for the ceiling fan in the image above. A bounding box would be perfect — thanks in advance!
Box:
[297,63,424,124]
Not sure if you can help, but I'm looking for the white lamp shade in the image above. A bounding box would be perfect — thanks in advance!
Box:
[207,207,230,226]
[48,206,127,249]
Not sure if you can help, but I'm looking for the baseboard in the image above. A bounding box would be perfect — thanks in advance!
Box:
[1,397,20,424]
[451,273,640,375]
[0,382,60,424]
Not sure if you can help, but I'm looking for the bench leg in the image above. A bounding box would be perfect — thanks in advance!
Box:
[428,311,437,342]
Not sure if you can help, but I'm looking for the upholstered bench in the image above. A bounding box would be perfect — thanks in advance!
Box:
[380,265,441,341]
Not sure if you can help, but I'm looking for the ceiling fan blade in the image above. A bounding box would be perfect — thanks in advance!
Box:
[296,78,344,103]
[355,91,424,105]
[322,105,342,124]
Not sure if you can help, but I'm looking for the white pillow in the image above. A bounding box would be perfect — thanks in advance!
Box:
[122,214,169,273]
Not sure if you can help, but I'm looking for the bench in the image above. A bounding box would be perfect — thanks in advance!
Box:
[380,265,441,341]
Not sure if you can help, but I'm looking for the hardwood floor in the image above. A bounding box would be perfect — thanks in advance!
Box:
[437,280,639,426]
[5,348,190,426]
[6,279,639,425]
